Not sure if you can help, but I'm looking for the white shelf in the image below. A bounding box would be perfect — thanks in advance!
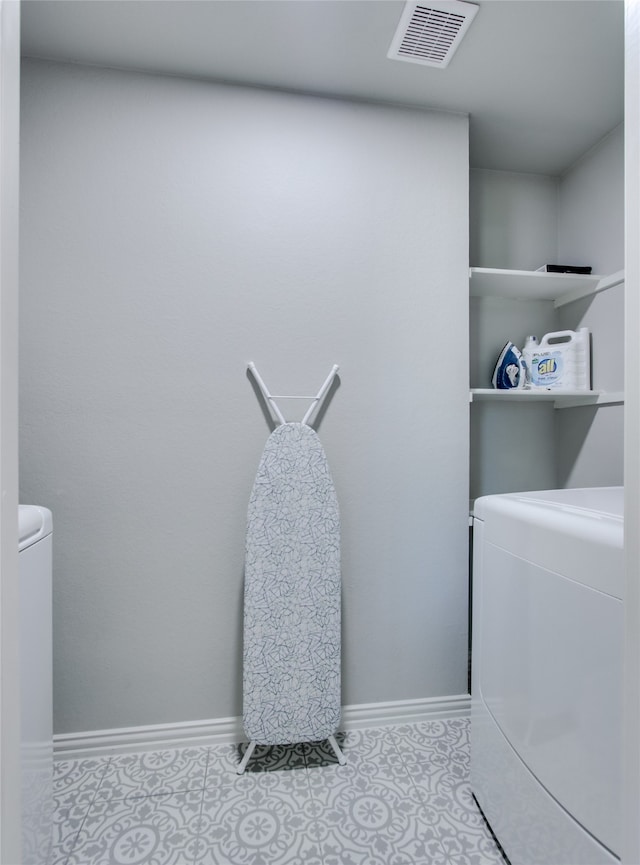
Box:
[469,267,624,308]
[470,388,624,409]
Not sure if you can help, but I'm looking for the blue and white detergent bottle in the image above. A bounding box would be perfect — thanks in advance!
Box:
[522,327,590,391]
[491,342,526,389]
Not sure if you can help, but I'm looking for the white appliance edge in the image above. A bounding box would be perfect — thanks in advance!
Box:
[471,487,622,865]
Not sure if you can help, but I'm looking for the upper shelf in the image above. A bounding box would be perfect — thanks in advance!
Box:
[469,268,624,308]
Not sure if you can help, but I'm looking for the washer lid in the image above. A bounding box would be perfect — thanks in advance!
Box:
[19,505,52,551]
[474,486,623,598]
[475,485,623,520]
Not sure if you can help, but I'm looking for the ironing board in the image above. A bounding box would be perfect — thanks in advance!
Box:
[239,364,345,774]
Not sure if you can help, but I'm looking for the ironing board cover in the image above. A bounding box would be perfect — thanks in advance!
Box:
[243,422,341,745]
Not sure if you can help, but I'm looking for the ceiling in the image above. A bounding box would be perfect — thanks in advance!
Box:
[20,0,624,175]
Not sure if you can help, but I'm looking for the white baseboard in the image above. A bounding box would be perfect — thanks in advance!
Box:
[53,693,471,760]
[341,693,470,730]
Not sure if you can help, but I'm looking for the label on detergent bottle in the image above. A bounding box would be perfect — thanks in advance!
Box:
[531,351,563,387]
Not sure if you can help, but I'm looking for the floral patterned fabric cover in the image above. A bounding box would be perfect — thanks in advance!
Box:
[243,422,341,745]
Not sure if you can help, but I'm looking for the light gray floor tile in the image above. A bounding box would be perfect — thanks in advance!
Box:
[408,770,506,864]
[201,743,242,786]
[306,757,417,807]
[305,728,411,786]
[391,718,470,766]
[51,792,91,865]
[392,720,471,799]
[66,789,203,865]
[432,778,493,829]
[393,720,506,863]
[51,720,508,865]
[52,759,112,865]
[436,808,506,864]
[96,747,208,802]
[309,765,445,865]
[53,757,111,799]
[235,763,313,798]
[192,776,323,865]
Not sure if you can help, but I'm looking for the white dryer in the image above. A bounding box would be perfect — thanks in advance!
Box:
[19,505,53,865]
[471,487,622,865]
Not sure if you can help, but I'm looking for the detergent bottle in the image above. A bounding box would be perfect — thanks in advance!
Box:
[527,327,590,391]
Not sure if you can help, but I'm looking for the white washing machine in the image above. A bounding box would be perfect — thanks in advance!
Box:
[471,487,623,865]
[19,505,53,865]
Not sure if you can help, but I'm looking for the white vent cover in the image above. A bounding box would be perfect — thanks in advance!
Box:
[387,1,479,69]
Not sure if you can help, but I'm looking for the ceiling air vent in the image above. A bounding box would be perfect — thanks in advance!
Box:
[387,1,479,69]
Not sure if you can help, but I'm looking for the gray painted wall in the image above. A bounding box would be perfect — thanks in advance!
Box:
[558,124,624,277]
[19,60,470,735]
[556,124,624,489]
[469,169,558,271]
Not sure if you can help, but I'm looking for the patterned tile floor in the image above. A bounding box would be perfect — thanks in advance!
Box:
[52,718,507,865]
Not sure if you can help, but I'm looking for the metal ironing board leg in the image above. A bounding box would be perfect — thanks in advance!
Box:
[328,734,347,765]
[236,740,256,775]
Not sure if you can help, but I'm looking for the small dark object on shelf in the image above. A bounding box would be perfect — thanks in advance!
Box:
[535,264,592,274]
